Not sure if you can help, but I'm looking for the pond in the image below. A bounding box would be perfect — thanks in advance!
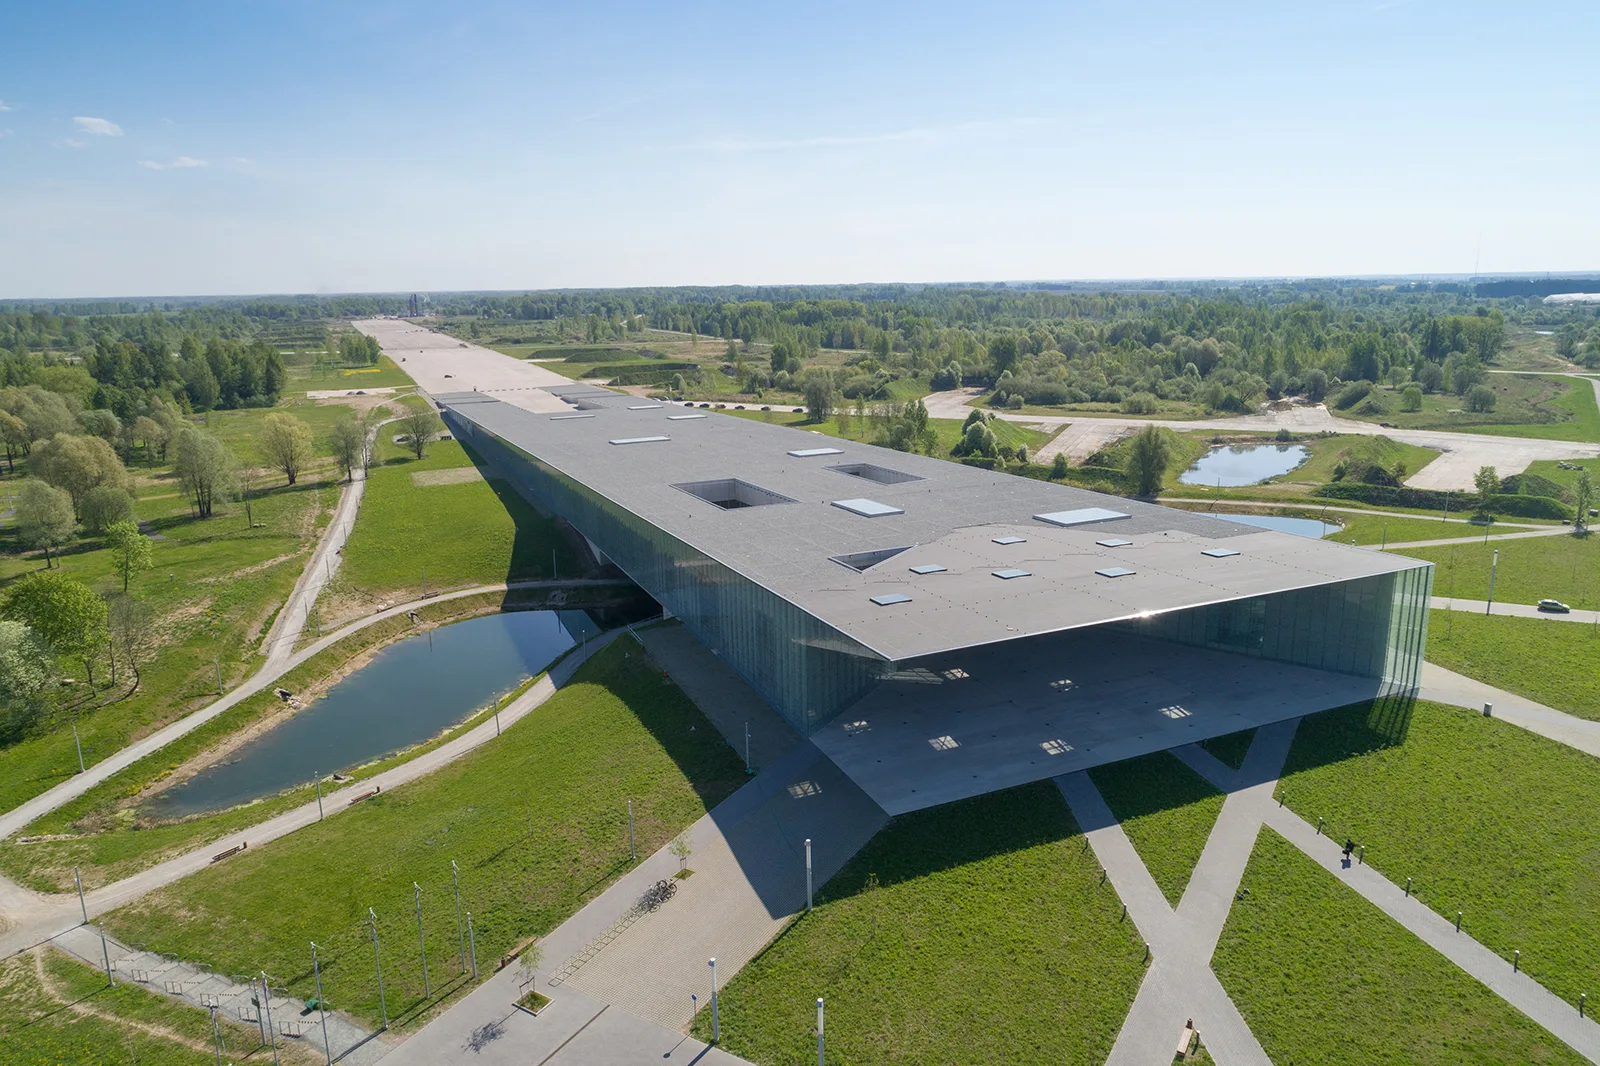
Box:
[1178,444,1309,487]
[1214,513,1342,539]
[148,609,604,818]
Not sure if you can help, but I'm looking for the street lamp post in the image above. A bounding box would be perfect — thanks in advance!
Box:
[261,973,280,1066]
[415,882,431,997]
[1486,549,1499,615]
[805,838,813,913]
[369,908,388,1030]
[73,866,87,924]
[817,997,825,1066]
[310,942,332,1065]
[709,957,719,1042]
[452,861,467,973]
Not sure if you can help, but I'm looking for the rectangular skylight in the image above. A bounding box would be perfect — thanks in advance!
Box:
[676,479,797,510]
[827,462,925,486]
[667,414,706,421]
[992,568,1031,580]
[831,498,904,518]
[1202,548,1241,558]
[609,436,670,445]
[909,564,947,575]
[550,413,596,421]
[992,536,1026,545]
[1033,507,1132,527]
[831,546,912,572]
[788,447,845,457]
[1096,538,1133,548]
[628,404,663,410]
[870,593,912,606]
[1096,567,1136,578]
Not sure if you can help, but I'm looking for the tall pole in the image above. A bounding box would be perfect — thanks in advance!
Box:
[817,997,825,1066]
[215,656,223,695]
[415,882,430,997]
[311,942,332,1065]
[369,908,388,1030]
[314,771,324,820]
[744,722,751,774]
[1486,548,1499,615]
[261,973,280,1066]
[422,566,427,598]
[628,799,636,861]
[208,1004,223,1066]
[74,865,87,923]
[72,723,85,773]
[98,923,113,987]
[452,861,467,973]
[805,838,814,913]
[467,912,479,979]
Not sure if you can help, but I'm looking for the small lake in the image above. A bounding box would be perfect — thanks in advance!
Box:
[1179,444,1309,487]
[1215,513,1342,539]
[149,609,604,818]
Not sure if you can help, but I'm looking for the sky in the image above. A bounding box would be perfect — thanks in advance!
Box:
[1,1,1597,299]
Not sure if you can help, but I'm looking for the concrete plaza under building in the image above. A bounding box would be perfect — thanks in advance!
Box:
[438,386,1432,813]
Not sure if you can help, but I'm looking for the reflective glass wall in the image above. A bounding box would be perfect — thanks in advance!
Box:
[448,410,887,735]
[1113,564,1432,693]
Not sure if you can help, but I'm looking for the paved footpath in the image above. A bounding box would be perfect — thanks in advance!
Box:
[1419,661,1600,759]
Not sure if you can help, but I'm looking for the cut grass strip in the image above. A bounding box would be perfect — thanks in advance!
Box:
[1279,697,1600,1006]
[1425,608,1600,721]
[1200,728,1256,770]
[1089,751,1225,905]
[691,781,1146,1066]
[1214,828,1586,1066]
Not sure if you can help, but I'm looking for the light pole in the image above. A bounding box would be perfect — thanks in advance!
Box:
[98,923,113,988]
[415,882,431,997]
[208,1004,223,1065]
[628,799,636,861]
[72,723,85,773]
[816,997,825,1066]
[261,973,280,1066]
[314,770,324,820]
[1486,549,1499,615]
[73,865,87,923]
[452,860,467,973]
[311,942,332,1064]
[805,838,813,913]
[709,957,719,1042]
[744,721,751,774]
[467,912,479,979]
[369,908,388,1030]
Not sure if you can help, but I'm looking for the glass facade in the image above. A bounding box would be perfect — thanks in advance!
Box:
[449,412,887,735]
[449,407,1433,735]
[1110,564,1432,693]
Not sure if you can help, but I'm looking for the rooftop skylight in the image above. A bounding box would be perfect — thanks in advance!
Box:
[1096,538,1133,548]
[1033,507,1132,527]
[909,564,947,575]
[667,413,706,421]
[831,498,904,518]
[831,546,913,572]
[674,478,797,510]
[870,593,912,606]
[1096,567,1136,578]
[827,462,925,486]
[551,413,596,421]
[788,447,845,457]
[992,568,1031,580]
[1202,548,1241,558]
[992,536,1026,545]
[609,436,669,445]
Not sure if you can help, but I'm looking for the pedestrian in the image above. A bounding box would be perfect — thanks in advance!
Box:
[1341,838,1354,861]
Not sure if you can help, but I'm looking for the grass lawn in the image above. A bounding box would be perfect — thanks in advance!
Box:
[1338,374,1600,442]
[1499,328,1574,373]
[1425,608,1600,721]
[689,782,1146,1066]
[1402,533,1600,608]
[0,591,542,892]
[1278,697,1600,1005]
[1200,728,1256,770]
[331,435,582,614]
[1213,828,1586,1066]
[1088,751,1224,905]
[0,947,290,1065]
[286,354,416,392]
[105,638,747,1032]
[1333,513,1536,546]
[1288,434,1441,486]
[1520,458,1600,495]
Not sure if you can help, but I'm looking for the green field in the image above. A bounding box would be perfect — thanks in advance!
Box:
[1279,697,1600,1004]
[0,948,283,1065]
[1404,533,1599,608]
[1088,751,1224,905]
[690,782,1146,1066]
[106,639,747,1031]
[286,353,416,391]
[1214,829,1586,1066]
[332,435,581,613]
[1335,513,1539,546]
[1425,608,1600,721]
[1338,374,1600,442]
[1288,434,1441,486]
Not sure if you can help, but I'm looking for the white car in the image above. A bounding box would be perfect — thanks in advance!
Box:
[1537,599,1571,613]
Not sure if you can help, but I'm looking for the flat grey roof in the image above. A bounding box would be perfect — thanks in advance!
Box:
[438,391,1428,662]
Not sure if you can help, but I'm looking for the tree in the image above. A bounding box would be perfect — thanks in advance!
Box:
[327,415,366,482]
[0,619,55,741]
[1400,385,1423,412]
[3,570,108,687]
[15,480,75,567]
[182,356,221,410]
[1474,465,1499,516]
[801,372,836,424]
[1465,384,1497,413]
[130,416,168,465]
[1125,424,1174,496]
[258,412,315,486]
[1303,369,1328,402]
[398,405,443,460]
[175,427,238,518]
[105,520,154,592]
[0,410,26,472]
[988,334,1021,376]
[32,433,130,513]
[77,408,122,444]
[955,420,997,458]
[1576,470,1594,532]
[1051,453,1070,479]
[105,594,155,690]
[79,485,135,535]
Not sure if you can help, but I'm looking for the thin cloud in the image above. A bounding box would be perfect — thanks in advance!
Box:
[139,156,206,170]
[229,156,254,165]
[0,129,12,138]
[57,138,87,149]
[0,100,12,112]
[73,116,123,136]
[678,120,1018,153]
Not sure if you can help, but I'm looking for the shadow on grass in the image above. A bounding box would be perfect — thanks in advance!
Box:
[1281,693,1415,779]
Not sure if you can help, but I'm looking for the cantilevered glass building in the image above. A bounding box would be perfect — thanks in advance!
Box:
[440,387,1431,814]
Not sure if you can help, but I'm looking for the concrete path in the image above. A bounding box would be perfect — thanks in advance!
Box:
[1162,498,1548,529]
[1429,595,1600,623]
[1419,661,1600,759]
[51,924,388,1065]
[354,319,577,414]
[1259,803,1600,1063]
[923,388,1600,490]
[0,630,624,959]
[261,469,365,669]
[1384,526,1574,549]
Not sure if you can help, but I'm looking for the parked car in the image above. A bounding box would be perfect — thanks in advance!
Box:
[1537,599,1571,613]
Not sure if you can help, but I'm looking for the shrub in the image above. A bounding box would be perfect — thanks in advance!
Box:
[1400,385,1423,412]
[1051,453,1069,479]
[1333,381,1373,410]
[1121,392,1158,415]
[79,485,135,534]
[1466,384,1497,413]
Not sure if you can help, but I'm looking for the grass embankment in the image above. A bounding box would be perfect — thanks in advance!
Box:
[286,353,415,391]
[1336,513,1546,546]
[1278,697,1600,1005]
[0,408,343,813]
[0,591,542,891]
[1425,608,1600,721]
[1159,433,1438,502]
[327,433,581,621]
[690,782,1146,1066]
[1088,751,1224,905]
[1405,533,1598,607]
[1338,373,1600,442]
[1200,728,1256,770]
[1213,829,1586,1066]
[1284,434,1440,486]
[105,639,747,1032]
[0,947,295,1065]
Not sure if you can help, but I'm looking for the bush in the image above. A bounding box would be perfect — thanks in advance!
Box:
[1400,385,1423,412]
[1500,473,1572,502]
[1314,482,1571,519]
[1466,384,1497,413]
[1356,395,1389,416]
[79,486,135,534]
[1121,392,1158,415]
[1333,381,1373,410]
[1051,453,1069,479]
